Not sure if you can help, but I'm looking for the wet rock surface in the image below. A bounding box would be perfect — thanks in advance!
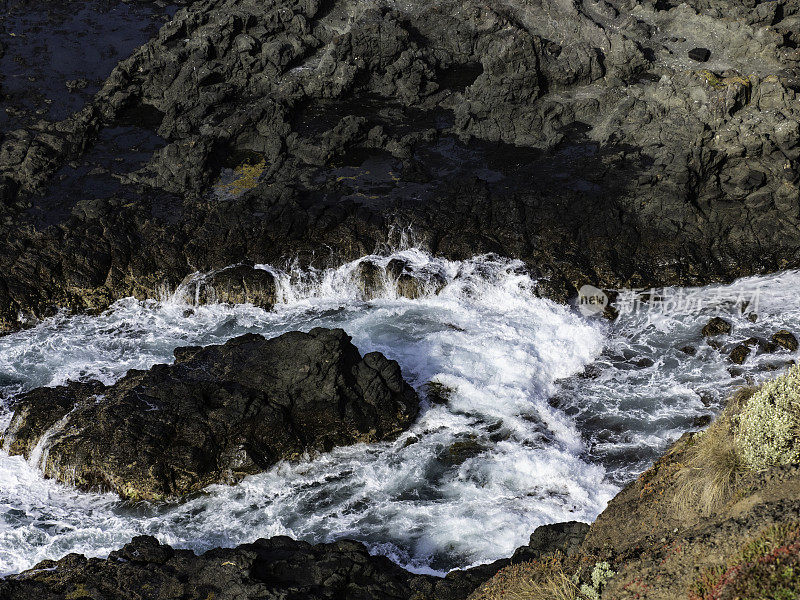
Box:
[701,316,732,337]
[772,328,799,351]
[0,522,589,600]
[0,0,799,332]
[0,535,464,600]
[729,343,750,364]
[179,263,277,309]
[1,328,419,500]
[511,521,590,562]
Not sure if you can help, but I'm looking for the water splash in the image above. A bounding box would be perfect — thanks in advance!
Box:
[0,250,610,576]
[2,251,799,577]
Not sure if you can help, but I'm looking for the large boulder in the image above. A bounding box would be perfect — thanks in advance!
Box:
[511,521,590,562]
[1,328,419,500]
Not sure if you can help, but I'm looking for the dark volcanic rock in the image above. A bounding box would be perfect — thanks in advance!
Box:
[688,47,711,62]
[702,317,732,337]
[396,271,447,300]
[743,336,778,354]
[439,437,487,467]
[772,329,799,351]
[0,521,593,599]
[729,343,751,364]
[354,260,386,300]
[0,0,799,331]
[180,264,277,309]
[1,328,419,500]
[0,0,179,131]
[0,535,473,600]
[511,521,590,562]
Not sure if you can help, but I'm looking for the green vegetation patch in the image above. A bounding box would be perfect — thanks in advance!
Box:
[674,364,800,516]
[690,522,800,600]
[735,364,800,469]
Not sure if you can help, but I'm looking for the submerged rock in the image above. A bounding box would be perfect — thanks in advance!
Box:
[729,344,751,364]
[396,272,441,299]
[1,328,419,500]
[772,329,799,351]
[743,336,778,354]
[424,380,455,405]
[388,261,448,299]
[702,317,732,337]
[439,437,487,467]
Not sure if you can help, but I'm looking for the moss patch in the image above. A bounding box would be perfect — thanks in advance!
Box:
[215,157,267,198]
[698,69,751,90]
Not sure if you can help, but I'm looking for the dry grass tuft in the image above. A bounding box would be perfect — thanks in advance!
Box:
[672,388,754,517]
[470,561,578,600]
[469,554,605,600]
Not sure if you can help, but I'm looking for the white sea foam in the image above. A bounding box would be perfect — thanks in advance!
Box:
[559,270,800,481]
[0,251,799,576]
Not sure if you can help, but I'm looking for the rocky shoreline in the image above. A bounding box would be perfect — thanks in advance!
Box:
[0,318,797,598]
[0,0,798,332]
[0,522,591,600]
[1,374,798,599]
[1,0,800,597]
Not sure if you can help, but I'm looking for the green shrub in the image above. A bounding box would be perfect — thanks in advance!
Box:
[579,562,615,600]
[735,364,800,470]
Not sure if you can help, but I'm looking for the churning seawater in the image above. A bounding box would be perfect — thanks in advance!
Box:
[0,248,798,576]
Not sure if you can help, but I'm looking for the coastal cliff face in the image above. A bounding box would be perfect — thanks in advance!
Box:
[0,0,799,331]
